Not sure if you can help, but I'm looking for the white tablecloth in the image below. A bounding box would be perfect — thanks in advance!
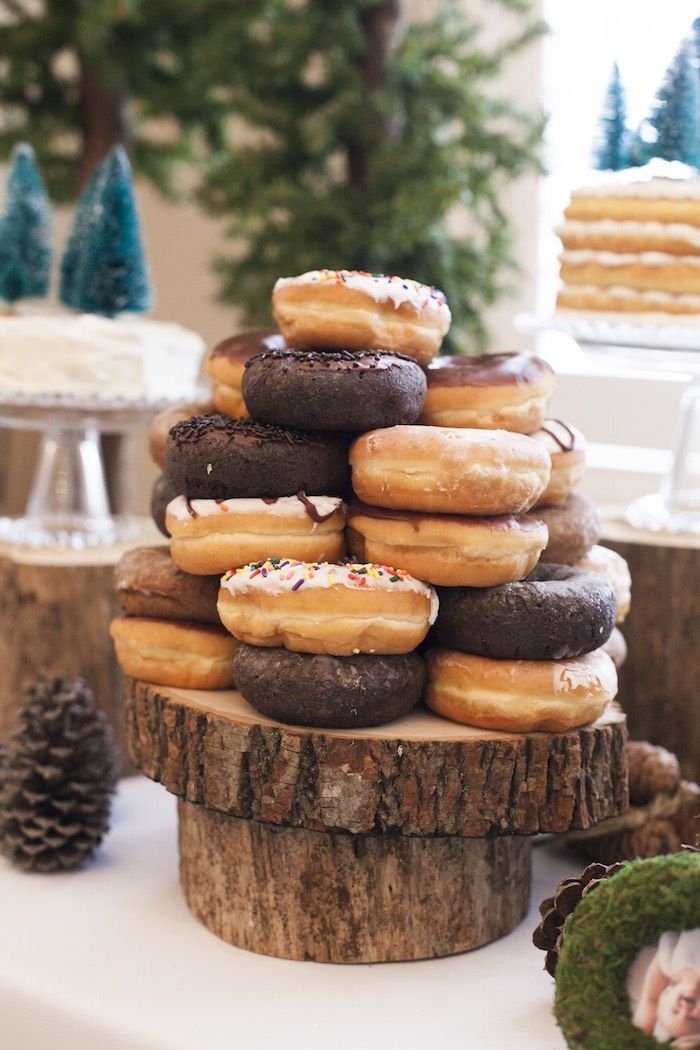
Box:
[0,776,578,1050]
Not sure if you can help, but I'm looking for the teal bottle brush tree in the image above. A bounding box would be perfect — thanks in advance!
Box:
[60,145,152,316]
[0,143,52,306]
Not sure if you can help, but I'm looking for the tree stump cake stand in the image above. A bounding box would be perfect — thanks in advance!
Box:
[125,681,628,964]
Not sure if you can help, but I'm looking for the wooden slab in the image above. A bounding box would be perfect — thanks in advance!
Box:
[602,527,700,781]
[125,679,628,838]
[178,799,532,963]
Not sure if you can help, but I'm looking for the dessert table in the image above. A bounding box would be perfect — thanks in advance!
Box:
[0,775,580,1050]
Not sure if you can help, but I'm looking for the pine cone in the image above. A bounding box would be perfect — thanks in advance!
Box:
[0,677,116,873]
[572,817,682,866]
[627,740,681,806]
[533,861,625,977]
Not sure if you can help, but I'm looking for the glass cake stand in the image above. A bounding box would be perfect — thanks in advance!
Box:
[0,392,186,550]
[518,314,700,535]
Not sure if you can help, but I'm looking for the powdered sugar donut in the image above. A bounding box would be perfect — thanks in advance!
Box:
[217,559,438,655]
[272,269,451,365]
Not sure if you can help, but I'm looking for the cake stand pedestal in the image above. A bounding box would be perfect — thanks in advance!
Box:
[125,680,628,963]
[0,394,168,549]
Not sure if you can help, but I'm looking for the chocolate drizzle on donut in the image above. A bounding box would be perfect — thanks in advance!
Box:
[349,500,544,531]
[185,498,198,519]
[539,419,577,452]
[295,491,338,523]
[169,413,330,448]
[261,496,279,505]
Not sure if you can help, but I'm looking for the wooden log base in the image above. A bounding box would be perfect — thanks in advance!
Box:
[0,543,131,772]
[126,680,628,837]
[602,522,700,782]
[178,799,533,963]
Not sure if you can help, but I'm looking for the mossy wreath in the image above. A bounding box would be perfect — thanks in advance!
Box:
[555,853,700,1049]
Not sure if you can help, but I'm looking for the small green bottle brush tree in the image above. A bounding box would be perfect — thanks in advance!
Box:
[0,143,52,305]
[0,143,152,314]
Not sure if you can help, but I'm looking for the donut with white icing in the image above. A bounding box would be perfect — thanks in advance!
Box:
[217,559,439,655]
[272,269,451,366]
[166,494,347,575]
[425,647,617,733]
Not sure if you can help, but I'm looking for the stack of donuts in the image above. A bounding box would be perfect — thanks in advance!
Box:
[110,266,628,736]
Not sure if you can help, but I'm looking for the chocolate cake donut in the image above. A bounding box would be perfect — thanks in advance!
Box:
[150,473,179,536]
[233,643,425,728]
[114,546,220,623]
[528,492,601,565]
[431,563,616,660]
[164,414,349,500]
[242,348,426,431]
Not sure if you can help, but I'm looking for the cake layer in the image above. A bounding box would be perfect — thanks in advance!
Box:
[556,283,700,315]
[564,197,700,226]
[556,219,700,256]
[559,250,700,295]
[0,313,206,401]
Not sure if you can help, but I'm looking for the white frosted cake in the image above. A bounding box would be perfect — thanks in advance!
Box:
[0,313,206,402]
[555,162,700,319]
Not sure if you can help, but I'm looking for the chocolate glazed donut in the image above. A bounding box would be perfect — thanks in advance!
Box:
[431,564,616,660]
[243,348,427,431]
[165,414,349,500]
[233,643,426,728]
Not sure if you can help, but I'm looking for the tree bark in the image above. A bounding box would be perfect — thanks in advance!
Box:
[347,0,403,191]
[178,799,532,963]
[125,680,628,837]
[78,65,131,187]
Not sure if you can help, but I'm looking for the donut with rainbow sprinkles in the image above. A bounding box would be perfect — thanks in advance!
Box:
[272,269,451,365]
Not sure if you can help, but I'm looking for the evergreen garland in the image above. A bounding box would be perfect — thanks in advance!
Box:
[198,0,545,351]
[0,1,225,202]
[592,62,629,172]
[0,143,52,304]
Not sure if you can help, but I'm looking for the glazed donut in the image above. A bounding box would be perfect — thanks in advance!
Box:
[205,330,286,419]
[217,559,438,656]
[531,420,586,507]
[420,353,556,431]
[150,473,179,536]
[346,501,548,587]
[165,414,349,500]
[148,399,214,470]
[242,348,426,431]
[425,648,617,732]
[349,426,551,516]
[575,544,632,624]
[109,616,237,690]
[114,546,220,623]
[272,269,451,366]
[528,492,601,565]
[430,564,616,660]
[233,643,426,729]
[167,494,347,575]
[601,626,627,671]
